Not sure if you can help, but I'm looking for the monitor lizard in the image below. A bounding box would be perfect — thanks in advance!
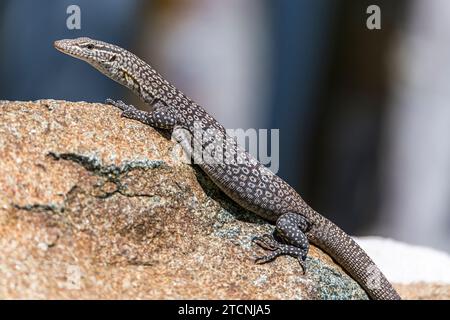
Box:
[54,37,401,300]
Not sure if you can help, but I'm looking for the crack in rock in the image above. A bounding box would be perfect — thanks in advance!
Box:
[13,152,167,212]
[47,151,168,199]
[13,203,64,213]
[47,151,166,176]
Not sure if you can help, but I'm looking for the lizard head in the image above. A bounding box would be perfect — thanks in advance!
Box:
[54,37,147,96]
[54,37,123,71]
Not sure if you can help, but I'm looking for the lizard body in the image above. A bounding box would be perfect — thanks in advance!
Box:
[54,38,401,300]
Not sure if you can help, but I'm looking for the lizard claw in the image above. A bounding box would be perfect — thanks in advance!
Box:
[252,234,279,251]
[105,99,139,119]
[106,98,126,110]
[297,256,307,275]
[254,250,282,264]
[252,233,308,273]
[105,98,119,107]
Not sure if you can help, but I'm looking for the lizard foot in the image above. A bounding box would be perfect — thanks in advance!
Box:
[105,98,176,129]
[106,99,140,118]
[252,234,307,274]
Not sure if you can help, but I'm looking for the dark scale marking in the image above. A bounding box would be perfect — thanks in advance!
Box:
[54,37,401,300]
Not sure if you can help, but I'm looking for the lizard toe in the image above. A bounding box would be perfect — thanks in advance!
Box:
[254,250,282,264]
[252,234,279,251]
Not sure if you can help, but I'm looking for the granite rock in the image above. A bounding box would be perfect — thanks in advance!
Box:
[0,100,368,299]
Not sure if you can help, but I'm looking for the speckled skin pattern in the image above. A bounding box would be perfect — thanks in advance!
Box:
[54,38,401,300]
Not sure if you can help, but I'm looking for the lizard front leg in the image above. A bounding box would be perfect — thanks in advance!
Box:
[106,99,177,129]
[253,212,310,273]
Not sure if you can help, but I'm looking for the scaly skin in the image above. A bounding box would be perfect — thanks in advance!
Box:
[54,37,401,300]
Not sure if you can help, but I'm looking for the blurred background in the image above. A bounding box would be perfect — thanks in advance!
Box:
[0,0,449,253]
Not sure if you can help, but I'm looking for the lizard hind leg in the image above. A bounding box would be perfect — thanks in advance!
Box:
[253,212,310,274]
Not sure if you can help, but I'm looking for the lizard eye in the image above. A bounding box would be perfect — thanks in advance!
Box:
[86,44,94,50]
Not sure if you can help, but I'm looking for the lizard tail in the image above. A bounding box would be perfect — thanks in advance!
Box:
[308,217,401,300]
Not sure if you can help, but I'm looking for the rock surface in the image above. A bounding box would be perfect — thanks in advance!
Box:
[2,100,448,300]
[0,100,372,299]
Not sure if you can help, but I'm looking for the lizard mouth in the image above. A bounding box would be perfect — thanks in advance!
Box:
[53,40,66,51]
[53,40,72,56]
[54,39,84,60]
